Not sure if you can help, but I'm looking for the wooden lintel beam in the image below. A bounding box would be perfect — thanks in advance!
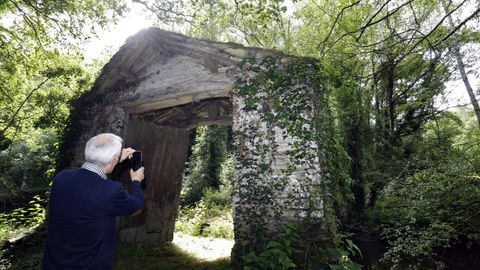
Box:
[186,116,233,130]
[207,102,220,117]
[152,108,184,124]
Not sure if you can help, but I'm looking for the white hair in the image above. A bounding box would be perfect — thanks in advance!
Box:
[84,133,123,167]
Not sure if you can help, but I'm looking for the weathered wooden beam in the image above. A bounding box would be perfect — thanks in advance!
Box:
[141,98,232,128]
[152,110,176,123]
[186,116,233,130]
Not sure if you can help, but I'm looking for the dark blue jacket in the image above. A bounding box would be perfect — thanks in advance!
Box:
[43,168,144,270]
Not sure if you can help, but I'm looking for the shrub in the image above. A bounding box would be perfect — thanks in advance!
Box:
[370,114,480,267]
[0,194,47,243]
[202,212,234,239]
[175,197,234,240]
[0,129,57,205]
[375,167,480,266]
[241,226,298,270]
[240,226,361,270]
[202,186,232,210]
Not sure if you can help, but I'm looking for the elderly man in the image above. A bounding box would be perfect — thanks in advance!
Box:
[43,133,145,269]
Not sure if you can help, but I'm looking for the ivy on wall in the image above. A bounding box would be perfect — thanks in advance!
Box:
[232,55,352,266]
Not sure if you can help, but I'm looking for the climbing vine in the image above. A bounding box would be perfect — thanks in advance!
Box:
[232,55,352,266]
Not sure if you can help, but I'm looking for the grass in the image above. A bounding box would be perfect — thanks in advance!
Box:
[175,198,234,240]
[1,224,231,270]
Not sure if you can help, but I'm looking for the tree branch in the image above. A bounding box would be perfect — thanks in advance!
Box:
[357,0,393,41]
[0,77,50,138]
[438,6,480,44]
[18,0,59,24]
[317,0,361,51]
[392,57,441,104]
[357,0,415,42]
[132,0,195,23]
[9,0,45,47]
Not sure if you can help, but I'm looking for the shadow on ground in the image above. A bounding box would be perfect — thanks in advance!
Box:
[0,224,47,269]
[114,242,230,270]
[0,224,230,270]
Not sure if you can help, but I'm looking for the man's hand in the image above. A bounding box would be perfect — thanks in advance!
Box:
[130,167,144,182]
[120,148,135,162]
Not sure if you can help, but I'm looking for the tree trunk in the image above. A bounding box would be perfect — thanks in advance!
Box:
[443,1,480,128]
[386,63,395,136]
[380,57,396,151]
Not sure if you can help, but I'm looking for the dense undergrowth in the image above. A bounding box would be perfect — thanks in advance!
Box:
[176,188,234,240]
[176,125,235,240]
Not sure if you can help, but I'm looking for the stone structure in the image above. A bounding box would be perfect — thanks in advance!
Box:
[60,28,331,261]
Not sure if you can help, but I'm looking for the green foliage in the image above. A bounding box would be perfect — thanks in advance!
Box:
[187,0,293,51]
[0,0,127,49]
[182,125,232,206]
[177,130,234,239]
[0,0,125,175]
[0,0,127,137]
[0,129,57,204]
[176,188,234,240]
[323,233,363,270]
[0,48,97,140]
[241,226,298,270]
[187,1,231,41]
[239,226,362,270]
[0,0,106,205]
[202,186,233,211]
[371,112,480,266]
[0,194,46,244]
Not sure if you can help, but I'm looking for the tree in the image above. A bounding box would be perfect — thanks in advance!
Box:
[0,0,129,203]
[374,111,480,266]
[442,0,480,128]
[0,0,128,141]
[181,125,232,206]
[290,0,480,211]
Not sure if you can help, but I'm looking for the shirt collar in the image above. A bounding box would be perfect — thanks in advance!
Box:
[81,162,107,180]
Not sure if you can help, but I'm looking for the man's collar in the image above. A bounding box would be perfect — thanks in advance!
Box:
[81,162,107,180]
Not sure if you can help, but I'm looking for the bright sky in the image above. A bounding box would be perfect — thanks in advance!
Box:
[442,80,474,110]
[82,4,156,61]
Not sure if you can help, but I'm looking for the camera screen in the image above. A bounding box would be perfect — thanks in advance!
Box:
[132,151,142,171]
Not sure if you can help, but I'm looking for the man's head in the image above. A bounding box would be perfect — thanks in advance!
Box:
[85,133,123,174]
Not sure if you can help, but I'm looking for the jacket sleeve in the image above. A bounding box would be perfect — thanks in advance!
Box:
[110,181,144,216]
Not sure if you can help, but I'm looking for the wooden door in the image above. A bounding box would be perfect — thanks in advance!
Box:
[115,116,190,245]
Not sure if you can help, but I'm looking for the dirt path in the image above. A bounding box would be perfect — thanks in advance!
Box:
[172,233,234,261]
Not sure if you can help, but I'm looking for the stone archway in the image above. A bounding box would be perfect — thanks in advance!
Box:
[59,28,333,263]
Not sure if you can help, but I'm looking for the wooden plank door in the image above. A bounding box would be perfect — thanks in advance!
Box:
[115,116,189,245]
